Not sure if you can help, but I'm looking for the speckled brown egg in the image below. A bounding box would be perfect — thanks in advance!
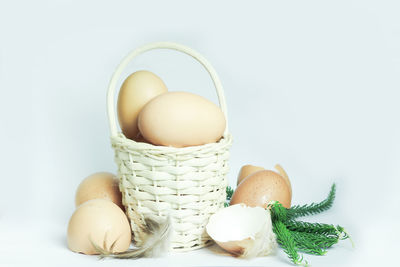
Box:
[237,164,264,185]
[230,170,291,209]
[75,172,123,209]
[274,164,293,199]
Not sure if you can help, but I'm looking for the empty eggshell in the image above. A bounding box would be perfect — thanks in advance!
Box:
[237,165,264,185]
[117,70,168,141]
[138,91,226,147]
[67,199,131,255]
[230,170,292,209]
[206,203,276,257]
[75,172,123,209]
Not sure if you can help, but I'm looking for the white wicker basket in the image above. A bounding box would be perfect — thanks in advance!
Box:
[106,42,232,251]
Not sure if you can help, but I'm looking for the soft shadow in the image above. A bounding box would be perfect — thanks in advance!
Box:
[206,244,235,257]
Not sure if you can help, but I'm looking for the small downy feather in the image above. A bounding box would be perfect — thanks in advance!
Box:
[92,215,172,259]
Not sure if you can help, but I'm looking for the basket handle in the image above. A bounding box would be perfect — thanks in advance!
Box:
[107,42,229,138]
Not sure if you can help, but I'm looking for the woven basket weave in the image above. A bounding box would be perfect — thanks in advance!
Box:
[106,42,232,251]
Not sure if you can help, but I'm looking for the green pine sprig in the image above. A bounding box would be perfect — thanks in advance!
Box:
[273,221,307,266]
[268,201,345,258]
[284,220,349,240]
[290,231,339,255]
[269,200,288,222]
[224,186,234,207]
[287,184,336,219]
[226,186,234,200]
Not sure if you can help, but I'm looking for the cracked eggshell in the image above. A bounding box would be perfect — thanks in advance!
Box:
[230,170,292,209]
[237,164,293,199]
[274,164,292,198]
[206,204,276,258]
[67,199,131,255]
[237,164,264,185]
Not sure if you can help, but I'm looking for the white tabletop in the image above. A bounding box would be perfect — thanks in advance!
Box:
[1,0,399,266]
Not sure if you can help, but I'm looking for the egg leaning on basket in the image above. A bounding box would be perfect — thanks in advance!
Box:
[138,91,226,147]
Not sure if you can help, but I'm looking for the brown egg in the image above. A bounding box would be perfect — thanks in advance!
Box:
[67,199,131,255]
[75,172,123,209]
[138,91,226,147]
[274,164,292,198]
[237,164,264,185]
[135,132,148,143]
[230,170,291,209]
[117,70,168,141]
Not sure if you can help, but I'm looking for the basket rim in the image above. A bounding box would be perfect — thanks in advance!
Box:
[111,132,232,154]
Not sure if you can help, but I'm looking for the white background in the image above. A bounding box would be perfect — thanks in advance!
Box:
[1,0,399,266]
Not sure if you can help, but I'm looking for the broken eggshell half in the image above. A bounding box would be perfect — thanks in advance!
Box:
[206,203,277,258]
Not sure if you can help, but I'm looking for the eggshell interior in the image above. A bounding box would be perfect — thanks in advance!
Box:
[206,204,267,242]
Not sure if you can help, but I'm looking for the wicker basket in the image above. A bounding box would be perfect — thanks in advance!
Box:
[106,42,232,252]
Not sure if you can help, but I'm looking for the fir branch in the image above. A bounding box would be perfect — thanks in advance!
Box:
[225,186,234,207]
[287,184,336,219]
[273,220,307,266]
[291,233,327,255]
[269,201,288,222]
[335,226,353,243]
[290,231,339,255]
[270,201,344,256]
[285,220,348,240]
[226,186,234,201]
